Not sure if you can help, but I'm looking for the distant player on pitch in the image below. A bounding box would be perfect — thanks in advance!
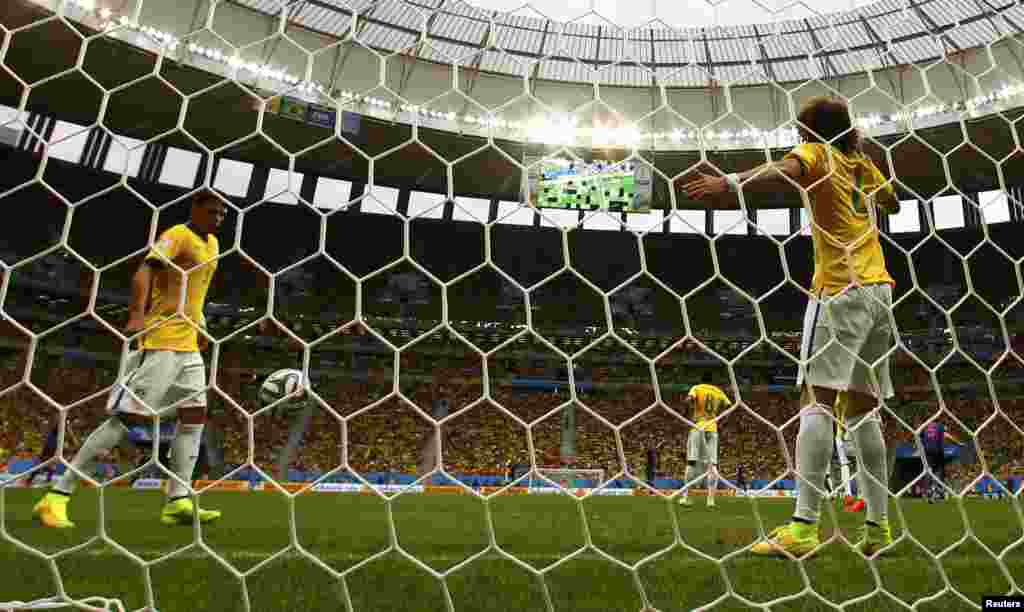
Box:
[34,191,226,528]
[678,372,729,508]
[685,96,900,557]
[921,419,961,503]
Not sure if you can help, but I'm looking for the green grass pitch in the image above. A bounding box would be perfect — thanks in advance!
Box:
[1,488,1021,611]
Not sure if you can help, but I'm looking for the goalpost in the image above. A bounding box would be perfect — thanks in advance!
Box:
[2,0,1023,610]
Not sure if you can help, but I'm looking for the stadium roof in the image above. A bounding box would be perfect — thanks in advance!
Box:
[231,0,1024,86]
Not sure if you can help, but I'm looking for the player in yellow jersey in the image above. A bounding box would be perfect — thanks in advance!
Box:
[35,191,227,529]
[678,373,729,508]
[685,97,899,557]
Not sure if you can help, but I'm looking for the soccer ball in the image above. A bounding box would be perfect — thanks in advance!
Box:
[258,369,307,416]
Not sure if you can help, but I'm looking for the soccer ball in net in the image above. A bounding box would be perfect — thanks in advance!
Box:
[258,369,307,417]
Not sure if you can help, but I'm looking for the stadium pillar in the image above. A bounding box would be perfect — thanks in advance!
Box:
[41,116,56,153]
[962,193,981,228]
[705,208,714,235]
[918,201,932,232]
[246,165,270,206]
[15,113,37,151]
[299,172,318,205]
[138,143,168,184]
[746,207,757,235]
[37,115,56,156]
[348,181,366,213]
[488,198,499,223]
[789,207,800,234]
[442,198,454,220]
[18,112,54,154]
[195,155,216,189]
[31,115,56,155]
[395,189,410,217]
[79,127,111,169]
[94,131,114,172]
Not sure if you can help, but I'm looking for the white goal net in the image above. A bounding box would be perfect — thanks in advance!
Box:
[1,0,1023,610]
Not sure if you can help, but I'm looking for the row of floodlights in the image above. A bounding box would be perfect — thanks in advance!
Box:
[80,4,1024,147]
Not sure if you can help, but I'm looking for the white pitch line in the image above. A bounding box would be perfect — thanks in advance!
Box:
[20,548,913,566]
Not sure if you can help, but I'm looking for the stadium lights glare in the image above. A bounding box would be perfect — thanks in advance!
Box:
[88,3,1024,150]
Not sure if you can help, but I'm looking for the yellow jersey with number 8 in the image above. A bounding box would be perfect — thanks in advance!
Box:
[141,224,218,353]
[784,143,897,296]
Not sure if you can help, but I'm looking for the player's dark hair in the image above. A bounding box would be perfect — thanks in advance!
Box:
[192,190,224,208]
[701,372,713,384]
[796,96,860,155]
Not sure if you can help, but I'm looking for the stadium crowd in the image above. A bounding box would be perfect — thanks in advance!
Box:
[3,349,1022,492]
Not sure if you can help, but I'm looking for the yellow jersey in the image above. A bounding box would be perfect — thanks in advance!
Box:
[687,384,729,433]
[141,224,219,352]
[784,143,897,296]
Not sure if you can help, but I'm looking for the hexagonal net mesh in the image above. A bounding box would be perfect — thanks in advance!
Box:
[1,0,1024,610]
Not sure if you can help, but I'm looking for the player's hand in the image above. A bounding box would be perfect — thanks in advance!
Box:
[197,333,209,352]
[683,173,729,200]
[125,313,146,335]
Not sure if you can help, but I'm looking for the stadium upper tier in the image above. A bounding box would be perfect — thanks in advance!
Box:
[5,0,1024,201]
[9,0,1023,157]
[231,0,1019,86]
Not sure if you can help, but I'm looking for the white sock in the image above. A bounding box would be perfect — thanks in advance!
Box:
[707,465,719,501]
[794,405,832,523]
[849,414,888,523]
[840,462,853,497]
[683,463,701,498]
[53,418,128,496]
[167,423,204,500]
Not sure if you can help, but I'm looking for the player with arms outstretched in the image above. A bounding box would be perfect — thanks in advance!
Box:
[685,96,900,557]
[678,373,729,508]
[34,191,226,528]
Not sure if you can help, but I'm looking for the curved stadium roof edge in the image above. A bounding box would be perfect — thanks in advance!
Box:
[232,0,1023,86]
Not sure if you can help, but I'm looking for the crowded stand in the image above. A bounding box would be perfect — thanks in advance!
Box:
[4,321,1022,496]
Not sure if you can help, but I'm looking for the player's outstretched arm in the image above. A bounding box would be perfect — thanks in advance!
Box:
[682,158,803,207]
